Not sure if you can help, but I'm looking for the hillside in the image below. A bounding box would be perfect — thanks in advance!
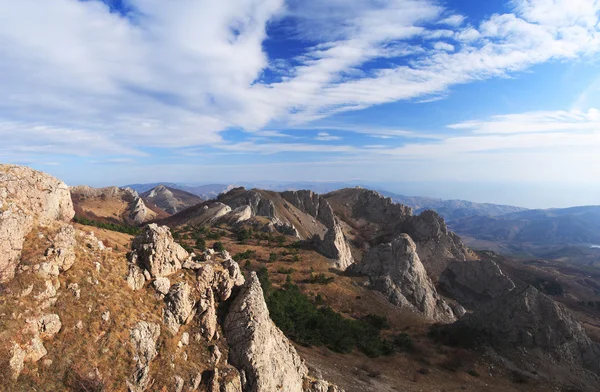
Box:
[141,185,203,214]
[3,166,600,391]
[451,206,600,260]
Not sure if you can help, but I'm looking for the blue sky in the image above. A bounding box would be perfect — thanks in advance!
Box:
[1,0,600,208]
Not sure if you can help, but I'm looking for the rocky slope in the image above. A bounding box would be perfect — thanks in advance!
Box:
[0,164,74,282]
[324,188,475,278]
[349,234,456,322]
[70,185,165,225]
[141,184,203,214]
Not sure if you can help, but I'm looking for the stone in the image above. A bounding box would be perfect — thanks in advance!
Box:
[128,321,161,392]
[224,272,308,391]
[68,283,81,299]
[130,224,189,278]
[29,313,62,338]
[44,224,77,273]
[349,234,456,323]
[180,332,189,346]
[75,320,83,330]
[163,282,196,334]
[209,344,222,366]
[0,164,74,282]
[101,311,110,323]
[153,277,171,295]
[174,375,184,392]
[126,262,146,291]
[198,288,218,341]
[9,343,25,380]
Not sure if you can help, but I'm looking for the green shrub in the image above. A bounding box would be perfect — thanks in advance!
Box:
[363,314,390,330]
[393,333,414,351]
[236,228,253,243]
[206,231,221,240]
[263,271,391,357]
[277,267,295,274]
[213,242,225,252]
[73,216,141,235]
[269,253,278,262]
[195,237,206,251]
[233,250,256,262]
[467,369,480,377]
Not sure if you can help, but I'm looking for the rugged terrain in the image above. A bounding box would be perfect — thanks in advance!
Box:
[2,165,600,391]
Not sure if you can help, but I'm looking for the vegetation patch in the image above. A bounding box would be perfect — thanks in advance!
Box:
[73,216,140,235]
[257,269,393,357]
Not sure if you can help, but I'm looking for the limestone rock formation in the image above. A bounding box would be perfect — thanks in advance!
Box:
[282,190,354,270]
[129,224,190,278]
[404,210,474,278]
[163,282,196,334]
[43,223,77,275]
[0,164,74,282]
[350,234,456,323]
[455,286,600,372]
[141,184,203,214]
[224,272,309,391]
[439,259,516,308]
[128,321,161,392]
[153,277,171,295]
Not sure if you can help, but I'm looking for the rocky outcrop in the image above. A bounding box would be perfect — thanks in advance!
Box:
[454,286,600,373]
[222,205,252,225]
[163,282,197,334]
[224,272,343,392]
[42,223,77,277]
[404,210,474,278]
[282,190,354,270]
[127,321,161,392]
[224,272,309,391]
[439,259,515,308]
[129,224,190,279]
[350,234,456,322]
[9,313,63,379]
[0,165,74,282]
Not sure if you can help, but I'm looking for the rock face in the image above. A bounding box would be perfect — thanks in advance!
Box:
[282,190,354,270]
[439,259,515,308]
[404,210,473,278]
[129,224,190,278]
[224,272,309,391]
[456,286,600,372]
[128,321,161,392]
[350,234,456,322]
[163,282,197,334]
[43,223,77,275]
[0,165,75,282]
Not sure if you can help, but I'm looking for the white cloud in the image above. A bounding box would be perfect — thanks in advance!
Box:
[0,0,599,160]
[315,132,342,141]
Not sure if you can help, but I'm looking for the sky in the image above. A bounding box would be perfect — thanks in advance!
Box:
[1,0,600,208]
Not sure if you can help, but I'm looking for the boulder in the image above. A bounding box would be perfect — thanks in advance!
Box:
[130,224,189,278]
[153,277,171,295]
[126,263,146,291]
[349,234,456,323]
[224,272,308,391]
[44,223,77,272]
[0,165,74,282]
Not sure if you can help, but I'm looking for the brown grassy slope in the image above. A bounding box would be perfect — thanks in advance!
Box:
[0,224,227,391]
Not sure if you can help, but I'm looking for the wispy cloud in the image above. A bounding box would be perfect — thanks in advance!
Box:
[315,132,341,141]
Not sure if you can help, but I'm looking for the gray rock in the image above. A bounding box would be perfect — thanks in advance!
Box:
[350,234,456,323]
[153,277,171,295]
[164,282,196,334]
[224,272,308,391]
[126,262,146,291]
[127,321,161,392]
[439,259,515,308]
[0,165,74,282]
[130,224,189,278]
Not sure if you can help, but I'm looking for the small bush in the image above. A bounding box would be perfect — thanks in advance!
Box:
[277,267,295,274]
[467,369,480,377]
[236,228,253,243]
[195,238,206,251]
[269,253,278,262]
[213,242,225,252]
[233,250,256,262]
[308,273,334,285]
[393,333,414,352]
[363,314,390,330]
